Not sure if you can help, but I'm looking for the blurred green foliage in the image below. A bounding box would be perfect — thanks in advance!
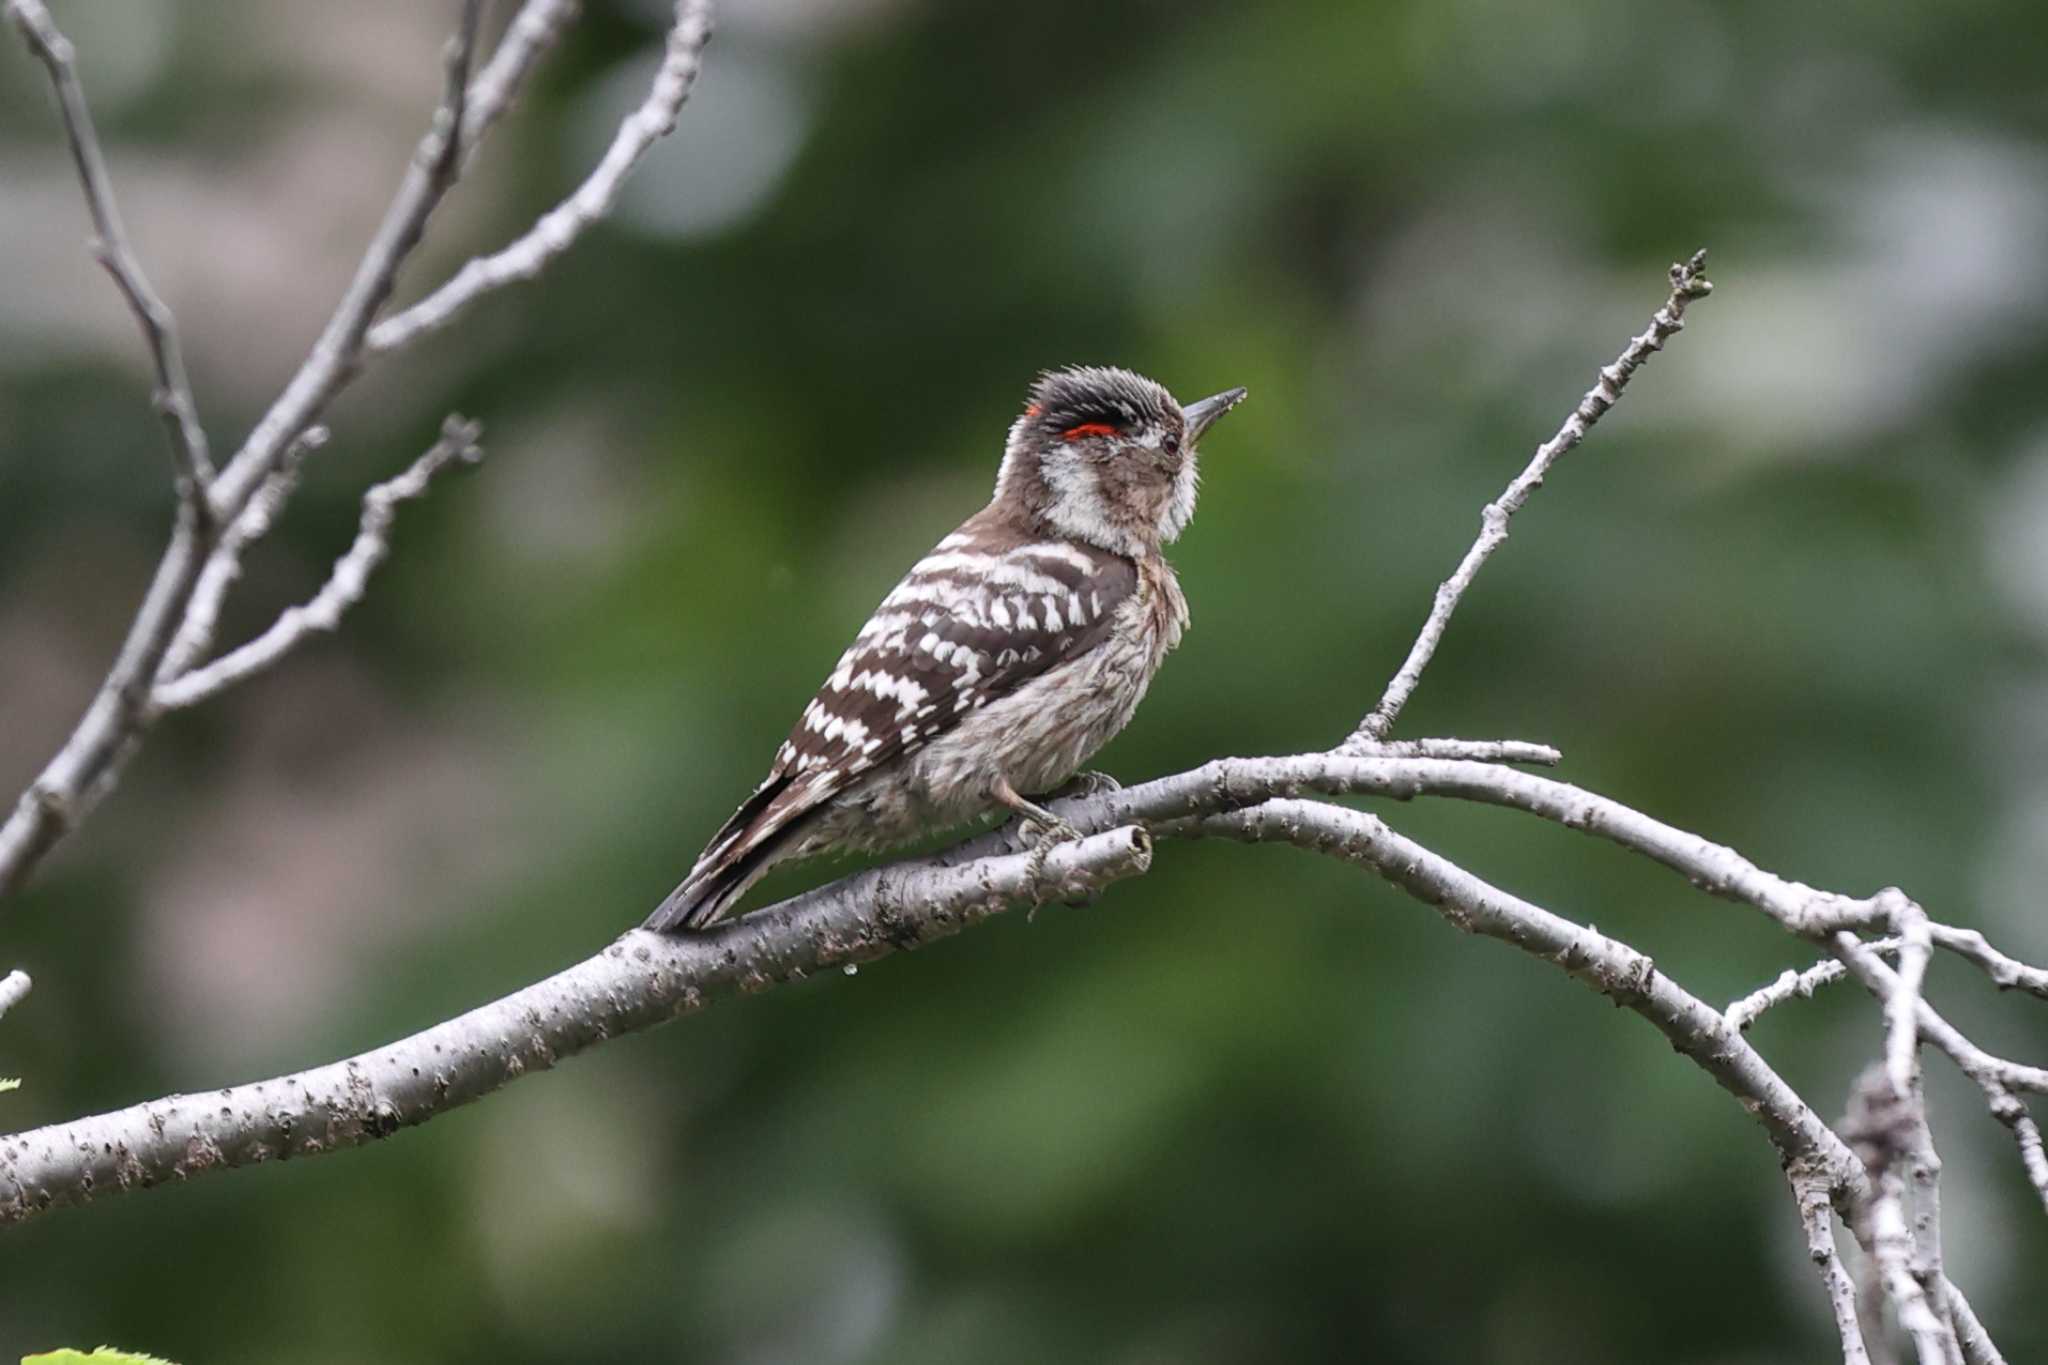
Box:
[3,0,2047,1360]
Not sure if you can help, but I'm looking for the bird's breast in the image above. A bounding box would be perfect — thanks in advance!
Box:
[1137,553,1189,658]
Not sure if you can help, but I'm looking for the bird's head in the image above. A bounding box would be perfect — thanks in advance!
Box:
[992,365,1246,558]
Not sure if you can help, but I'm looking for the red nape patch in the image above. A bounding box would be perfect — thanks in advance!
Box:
[1061,422,1118,441]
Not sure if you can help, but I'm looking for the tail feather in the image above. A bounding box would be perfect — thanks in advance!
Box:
[645,774,819,932]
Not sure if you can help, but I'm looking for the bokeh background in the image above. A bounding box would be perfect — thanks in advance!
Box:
[4,0,2047,1360]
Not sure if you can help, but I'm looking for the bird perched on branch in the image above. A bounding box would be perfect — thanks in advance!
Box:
[647,366,1246,931]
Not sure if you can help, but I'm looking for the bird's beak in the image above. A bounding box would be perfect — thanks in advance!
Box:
[1181,386,1248,444]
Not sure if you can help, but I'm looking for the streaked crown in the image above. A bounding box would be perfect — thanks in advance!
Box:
[992,365,1244,558]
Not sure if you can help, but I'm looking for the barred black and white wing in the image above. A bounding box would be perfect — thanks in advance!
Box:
[646,516,1138,930]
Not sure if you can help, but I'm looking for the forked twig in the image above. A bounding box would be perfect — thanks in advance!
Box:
[1350,250,1713,745]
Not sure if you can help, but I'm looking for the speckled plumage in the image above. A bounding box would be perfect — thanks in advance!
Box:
[648,367,1243,931]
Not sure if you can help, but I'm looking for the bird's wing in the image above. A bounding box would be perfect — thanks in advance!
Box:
[647,527,1138,930]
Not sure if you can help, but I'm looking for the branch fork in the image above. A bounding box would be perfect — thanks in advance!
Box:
[0,0,714,896]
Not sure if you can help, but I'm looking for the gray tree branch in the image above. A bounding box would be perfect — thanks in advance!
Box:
[463,0,582,157]
[9,741,2016,1239]
[1349,250,1713,744]
[367,0,715,354]
[1728,940,1902,1032]
[1181,797,1866,1190]
[1794,1171,1873,1365]
[155,427,331,687]
[0,0,695,897]
[3,0,214,506]
[0,971,29,1025]
[1844,1070,1962,1365]
[153,417,485,711]
[0,827,1152,1225]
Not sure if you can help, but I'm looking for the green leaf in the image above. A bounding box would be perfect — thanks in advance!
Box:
[24,1349,181,1365]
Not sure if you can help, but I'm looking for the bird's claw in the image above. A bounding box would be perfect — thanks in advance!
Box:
[1020,814,1084,848]
[1055,770,1122,799]
[1021,817,1088,921]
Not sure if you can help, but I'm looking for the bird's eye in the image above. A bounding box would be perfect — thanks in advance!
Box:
[1164,433,1182,457]
[1061,422,1119,442]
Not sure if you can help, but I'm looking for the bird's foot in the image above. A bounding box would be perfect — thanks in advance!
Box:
[1053,770,1122,800]
[1019,812,1084,849]
[992,774,1084,853]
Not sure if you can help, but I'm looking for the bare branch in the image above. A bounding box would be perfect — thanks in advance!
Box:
[0,2,492,896]
[0,514,210,895]
[463,0,582,154]
[1055,757,2048,1109]
[1843,1069,1963,1365]
[1349,250,1713,745]
[155,427,329,686]
[1833,938,2048,1216]
[1926,923,2048,1002]
[1833,941,2048,1098]
[366,0,715,355]
[0,1,706,894]
[1998,1104,2048,1217]
[0,825,1151,1225]
[1025,751,1879,938]
[1054,746,2048,1237]
[0,971,29,1025]
[206,0,485,522]
[154,418,484,711]
[0,761,1890,1237]
[4,0,214,505]
[1182,798,1868,1192]
[1879,891,1936,1099]
[1945,1282,2008,1365]
[1905,1119,1957,1356]
[1728,940,1902,1032]
[1344,736,1561,765]
[1792,1168,1872,1365]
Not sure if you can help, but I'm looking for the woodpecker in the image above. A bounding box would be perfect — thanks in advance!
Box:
[647,366,1246,932]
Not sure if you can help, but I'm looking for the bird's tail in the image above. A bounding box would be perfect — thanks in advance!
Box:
[645,774,820,932]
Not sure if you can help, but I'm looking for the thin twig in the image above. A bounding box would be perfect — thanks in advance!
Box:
[206,0,484,522]
[4,0,214,506]
[1178,798,1868,1195]
[0,971,30,1025]
[1792,1167,1872,1365]
[155,427,329,686]
[1349,250,1713,745]
[1997,1103,2048,1217]
[0,825,1153,1225]
[154,418,484,711]
[1832,941,2048,1097]
[1927,924,2048,1001]
[1342,736,1561,765]
[1727,939,1903,1032]
[1026,750,1883,938]
[1881,892,1935,1101]
[1945,1281,2008,1365]
[462,0,582,155]
[366,0,714,354]
[1,0,704,894]
[0,2,490,897]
